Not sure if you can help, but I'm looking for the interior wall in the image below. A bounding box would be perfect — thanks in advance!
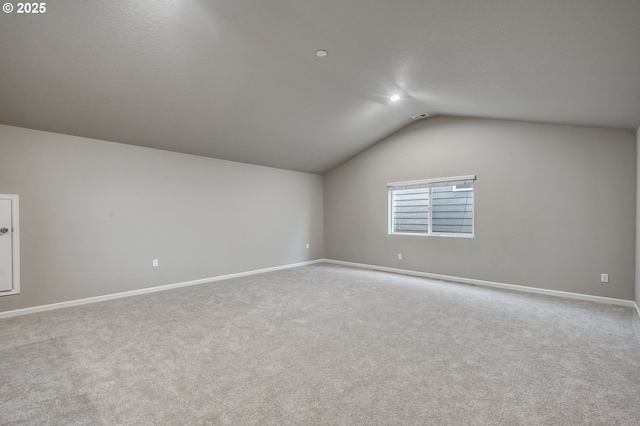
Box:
[636,126,640,308]
[324,116,636,300]
[0,124,324,312]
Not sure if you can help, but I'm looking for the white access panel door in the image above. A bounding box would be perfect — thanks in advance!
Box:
[0,195,19,295]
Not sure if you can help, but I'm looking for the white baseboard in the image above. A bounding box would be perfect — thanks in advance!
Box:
[3,258,637,320]
[0,259,324,320]
[324,259,638,309]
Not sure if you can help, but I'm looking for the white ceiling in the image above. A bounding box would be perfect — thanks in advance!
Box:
[1,0,639,174]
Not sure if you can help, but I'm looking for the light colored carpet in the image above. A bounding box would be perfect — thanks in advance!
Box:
[1,263,639,425]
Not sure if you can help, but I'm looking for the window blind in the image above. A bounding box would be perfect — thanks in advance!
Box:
[387,175,476,190]
[388,175,475,236]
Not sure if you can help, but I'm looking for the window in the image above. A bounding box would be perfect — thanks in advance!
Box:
[388,175,475,237]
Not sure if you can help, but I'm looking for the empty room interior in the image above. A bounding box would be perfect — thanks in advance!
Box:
[1,1,640,424]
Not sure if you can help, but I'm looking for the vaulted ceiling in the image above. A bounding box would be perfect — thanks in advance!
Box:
[1,0,639,173]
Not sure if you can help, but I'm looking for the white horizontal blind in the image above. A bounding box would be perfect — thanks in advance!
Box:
[388,176,475,236]
[387,175,476,190]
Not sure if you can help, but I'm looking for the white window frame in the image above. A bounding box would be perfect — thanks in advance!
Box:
[388,175,475,238]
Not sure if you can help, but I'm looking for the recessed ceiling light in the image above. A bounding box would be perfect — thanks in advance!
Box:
[316,49,328,58]
[411,113,430,120]
[390,94,401,102]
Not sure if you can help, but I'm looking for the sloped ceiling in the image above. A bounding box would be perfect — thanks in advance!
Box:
[1,0,639,174]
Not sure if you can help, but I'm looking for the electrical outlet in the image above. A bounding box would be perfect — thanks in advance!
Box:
[601,273,608,283]
[153,259,159,267]
[398,253,402,260]
[306,243,310,249]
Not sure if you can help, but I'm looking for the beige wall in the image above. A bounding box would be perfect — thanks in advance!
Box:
[325,116,636,300]
[0,125,324,312]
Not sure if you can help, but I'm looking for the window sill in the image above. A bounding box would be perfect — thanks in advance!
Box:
[389,232,474,239]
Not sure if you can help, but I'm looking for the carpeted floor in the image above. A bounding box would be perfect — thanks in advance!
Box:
[1,263,639,425]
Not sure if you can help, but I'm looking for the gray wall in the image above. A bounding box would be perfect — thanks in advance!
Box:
[637,126,640,308]
[0,124,324,312]
[324,116,636,300]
